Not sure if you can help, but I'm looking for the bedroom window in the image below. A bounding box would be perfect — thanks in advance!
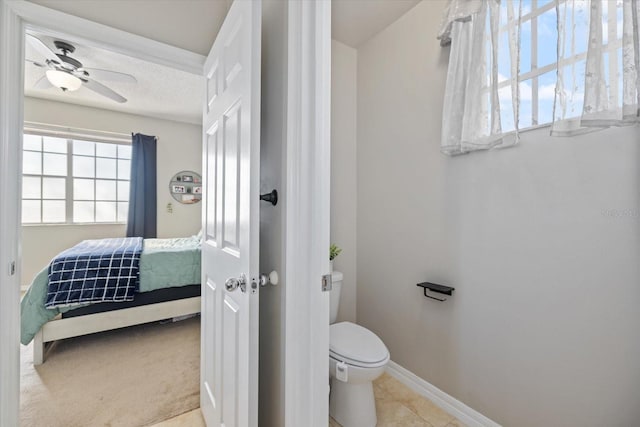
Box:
[22,133,131,224]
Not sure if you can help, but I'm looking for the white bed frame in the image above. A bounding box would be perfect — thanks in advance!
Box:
[33,296,201,365]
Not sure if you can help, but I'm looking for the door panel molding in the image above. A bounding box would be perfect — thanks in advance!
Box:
[201,1,261,426]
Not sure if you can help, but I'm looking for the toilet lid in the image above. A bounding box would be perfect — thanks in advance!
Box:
[329,322,389,367]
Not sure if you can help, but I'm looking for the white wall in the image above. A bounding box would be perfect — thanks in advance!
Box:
[331,40,357,322]
[22,97,202,286]
[356,1,640,426]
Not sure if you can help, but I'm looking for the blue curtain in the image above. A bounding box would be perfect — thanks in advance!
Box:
[126,133,157,238]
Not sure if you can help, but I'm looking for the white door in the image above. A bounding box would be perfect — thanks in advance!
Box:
[200,1,261,426]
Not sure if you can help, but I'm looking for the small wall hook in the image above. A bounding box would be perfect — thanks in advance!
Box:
[260,189,278,206]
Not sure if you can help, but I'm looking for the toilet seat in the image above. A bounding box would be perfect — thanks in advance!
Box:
[330,322,389,368]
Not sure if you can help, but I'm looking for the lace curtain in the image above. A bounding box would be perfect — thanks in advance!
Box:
[552,0,640,136]
[439,0,640,155]
[439,0,522,155]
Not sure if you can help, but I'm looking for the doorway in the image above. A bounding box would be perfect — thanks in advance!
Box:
[0,3,211,425]
[0,1,332,426]
[19,21,205,427]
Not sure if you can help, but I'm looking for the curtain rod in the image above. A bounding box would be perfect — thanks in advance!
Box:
[23,121,132,144]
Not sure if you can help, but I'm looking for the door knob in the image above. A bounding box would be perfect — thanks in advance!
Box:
[225,274,247,292]
[260,189,278,206]
[259,270,279,287]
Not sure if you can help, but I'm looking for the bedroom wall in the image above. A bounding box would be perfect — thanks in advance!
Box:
[22,97,202,286]
[356,1,640,426]
[330,39,357,322]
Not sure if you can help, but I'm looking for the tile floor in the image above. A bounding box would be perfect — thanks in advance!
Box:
[355,373,465,427]
[151,373,465,427]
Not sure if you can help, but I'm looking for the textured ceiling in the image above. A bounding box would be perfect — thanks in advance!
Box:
[25,31,204,125]
[332,0,421,47]
[29,0,422,53]
[27,0,231,56]
[23,0,422,124]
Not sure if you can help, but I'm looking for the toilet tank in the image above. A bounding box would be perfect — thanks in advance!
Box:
[329,271,343,324]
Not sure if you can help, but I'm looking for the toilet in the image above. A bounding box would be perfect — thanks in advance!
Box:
[329,271,389,427]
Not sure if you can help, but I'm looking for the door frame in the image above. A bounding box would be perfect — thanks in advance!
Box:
[0,1,332,426]
[284,1,332,426]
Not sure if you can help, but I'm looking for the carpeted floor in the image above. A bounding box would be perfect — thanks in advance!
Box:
[20,316,201,427]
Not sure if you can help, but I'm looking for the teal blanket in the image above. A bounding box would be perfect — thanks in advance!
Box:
[21,235,201,345]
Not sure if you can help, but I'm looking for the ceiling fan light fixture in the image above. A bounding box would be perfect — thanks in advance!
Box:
[45,69,82,92]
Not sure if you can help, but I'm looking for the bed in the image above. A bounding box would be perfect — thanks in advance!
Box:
[21,234,202,364]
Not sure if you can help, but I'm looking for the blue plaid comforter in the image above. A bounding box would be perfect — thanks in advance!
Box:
[45,237,143,309]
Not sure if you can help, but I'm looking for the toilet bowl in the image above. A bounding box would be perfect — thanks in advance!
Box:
[329,272,389,427]
[329,321,389,427]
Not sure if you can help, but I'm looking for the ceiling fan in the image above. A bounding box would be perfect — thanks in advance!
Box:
[26,33,137,104]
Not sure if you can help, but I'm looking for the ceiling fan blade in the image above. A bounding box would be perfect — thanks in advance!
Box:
[81,68,137,84]
[33,74,53,90]
[25,33,60,64]
[26,58,46,68]
[83,78,127,103]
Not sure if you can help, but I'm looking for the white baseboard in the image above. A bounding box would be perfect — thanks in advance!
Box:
[386,360,501,427]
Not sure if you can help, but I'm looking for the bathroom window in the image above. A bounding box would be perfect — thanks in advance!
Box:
[440,0,636,154]
[498,0,625,131]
